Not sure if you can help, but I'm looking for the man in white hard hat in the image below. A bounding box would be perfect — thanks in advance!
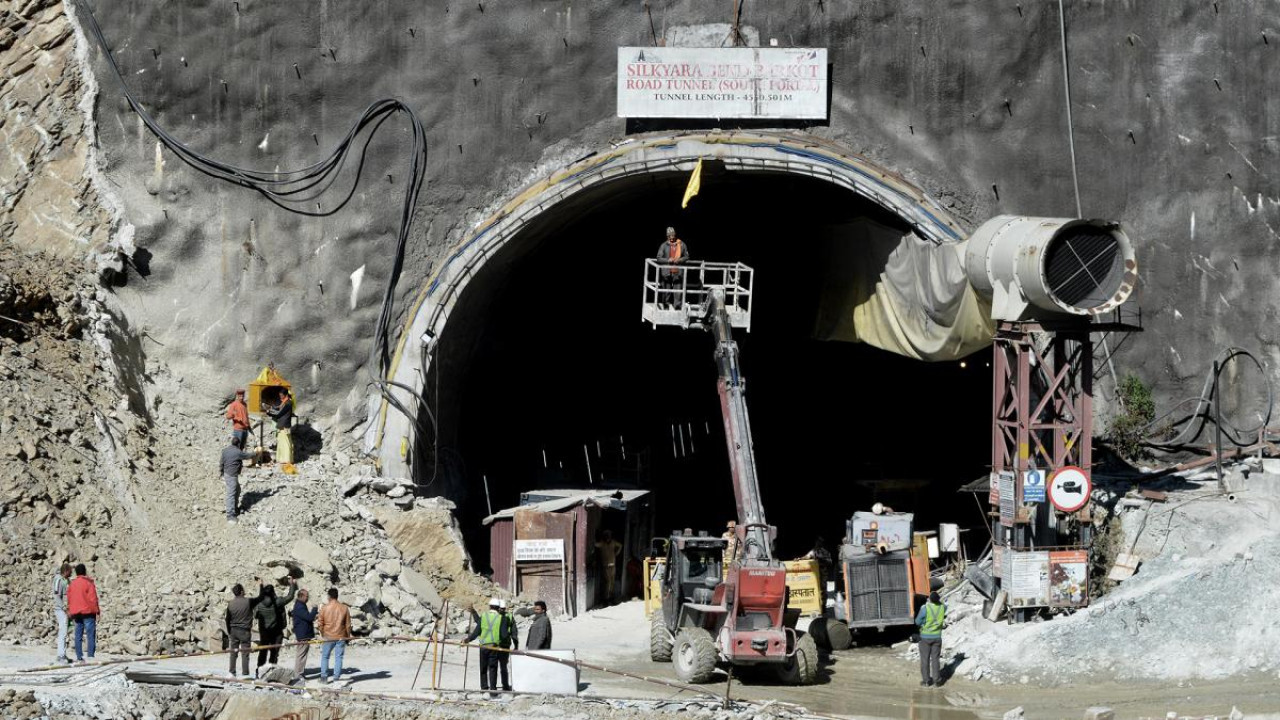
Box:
[467,597,517,694]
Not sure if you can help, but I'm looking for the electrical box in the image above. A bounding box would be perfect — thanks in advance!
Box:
[847,511,914,554]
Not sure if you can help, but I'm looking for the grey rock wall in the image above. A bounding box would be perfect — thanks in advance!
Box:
[73,0,1280,428]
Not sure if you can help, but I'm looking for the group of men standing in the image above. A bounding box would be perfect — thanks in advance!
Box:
[224,578,352,684]
[51,563,99,664]
[465,597,552,695]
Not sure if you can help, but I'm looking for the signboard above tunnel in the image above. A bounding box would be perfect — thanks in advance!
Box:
[617,47,828,120]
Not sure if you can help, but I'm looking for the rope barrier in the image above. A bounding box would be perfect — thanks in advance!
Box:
[15,633,848,719]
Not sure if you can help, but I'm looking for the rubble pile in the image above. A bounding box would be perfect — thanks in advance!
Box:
[0,245,499,658]
[945,466,1280,684]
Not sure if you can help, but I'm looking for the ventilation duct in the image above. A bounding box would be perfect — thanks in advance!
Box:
[964,216,1137,322]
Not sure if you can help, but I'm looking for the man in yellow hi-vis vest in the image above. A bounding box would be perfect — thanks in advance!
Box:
[467,597,518,693]
[914,591,946,687]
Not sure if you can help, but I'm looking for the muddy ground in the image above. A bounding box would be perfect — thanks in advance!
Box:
[0,600,1267,719]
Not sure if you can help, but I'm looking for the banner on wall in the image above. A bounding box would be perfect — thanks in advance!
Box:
[617,47,828,119]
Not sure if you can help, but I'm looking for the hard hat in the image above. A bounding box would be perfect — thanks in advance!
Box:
[498,599,508,610]
[871,502,885,515]
[666,226,675,235]
[488,597,501,607]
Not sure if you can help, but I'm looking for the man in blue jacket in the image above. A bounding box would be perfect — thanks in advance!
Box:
[291,588,318,679]
[915,591,946,687]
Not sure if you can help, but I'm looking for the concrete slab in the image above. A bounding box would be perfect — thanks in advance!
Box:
[511,650,579,695]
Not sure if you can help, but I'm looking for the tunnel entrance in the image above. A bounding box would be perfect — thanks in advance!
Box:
[428,166,994,569]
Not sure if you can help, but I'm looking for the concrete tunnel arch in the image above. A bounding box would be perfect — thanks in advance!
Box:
[365,130,978,482]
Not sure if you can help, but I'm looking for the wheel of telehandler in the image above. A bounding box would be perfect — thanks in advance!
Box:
[649,613,673,662]
[775,631,819,685]
[809,617,852,652]
[672,627,718,683]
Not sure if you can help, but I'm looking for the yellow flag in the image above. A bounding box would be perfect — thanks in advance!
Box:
[681,157,703,209]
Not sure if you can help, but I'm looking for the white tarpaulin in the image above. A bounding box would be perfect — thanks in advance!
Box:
[812,220,993,361]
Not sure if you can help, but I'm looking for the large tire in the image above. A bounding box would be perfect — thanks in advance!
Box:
[809,618,850,651]
[672,627,718,683]
[649,613,673,662]
[824,620,852,651]
[775,632,819,685]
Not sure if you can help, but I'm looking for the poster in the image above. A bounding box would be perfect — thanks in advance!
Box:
[999,472,1016,527]
[1009,551,1050,606]
[993,544,1003,578]
[1048,550,1089,607]
[988,471,1000,505]
[617,47,828,119]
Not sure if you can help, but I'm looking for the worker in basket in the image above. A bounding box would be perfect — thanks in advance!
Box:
[656,226,691,309]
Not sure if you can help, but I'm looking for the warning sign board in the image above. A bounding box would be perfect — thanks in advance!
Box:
[999,472,1016,527]
[1048,466,1091,513]
[515,539,565,562]
[1049,550,1089,607]
[1022,468,1046,503]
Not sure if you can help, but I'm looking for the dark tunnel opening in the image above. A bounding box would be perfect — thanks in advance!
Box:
[427,169,994,571]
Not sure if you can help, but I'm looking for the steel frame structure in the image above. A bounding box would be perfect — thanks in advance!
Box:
[991,322,1094,486]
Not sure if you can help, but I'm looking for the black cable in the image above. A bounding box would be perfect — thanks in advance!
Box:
[1142,347,1273,450]
[74,0,428,436]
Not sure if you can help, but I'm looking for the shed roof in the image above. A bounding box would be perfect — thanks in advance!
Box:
[482,488,650,525]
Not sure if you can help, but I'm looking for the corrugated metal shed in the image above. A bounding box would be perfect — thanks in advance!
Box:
[482,489,649,525]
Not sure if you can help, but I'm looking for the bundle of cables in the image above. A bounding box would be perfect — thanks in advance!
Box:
[73,0,431,435]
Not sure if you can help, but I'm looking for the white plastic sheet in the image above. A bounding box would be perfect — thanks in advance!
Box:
[812,221,993,361]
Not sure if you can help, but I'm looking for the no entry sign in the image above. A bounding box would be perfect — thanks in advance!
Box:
[1048,466,1091,513]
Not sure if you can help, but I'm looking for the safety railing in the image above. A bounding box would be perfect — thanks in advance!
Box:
[641,260,754,331]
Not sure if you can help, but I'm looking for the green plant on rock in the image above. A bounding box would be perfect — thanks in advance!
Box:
[1107,374,1156,461]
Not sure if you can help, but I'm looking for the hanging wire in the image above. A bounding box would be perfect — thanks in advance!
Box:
[74,0,429,432]
[1141,347,1274,450]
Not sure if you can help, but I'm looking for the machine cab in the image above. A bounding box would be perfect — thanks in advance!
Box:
[660,531,727,630]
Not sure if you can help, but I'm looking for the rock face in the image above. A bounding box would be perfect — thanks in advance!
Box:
[1,0,118,267]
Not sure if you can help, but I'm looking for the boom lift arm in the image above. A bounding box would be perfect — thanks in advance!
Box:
[706,288,774,566]
[642,259,816,684]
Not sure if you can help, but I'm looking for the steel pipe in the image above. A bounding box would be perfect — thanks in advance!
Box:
[965,215,1137,321]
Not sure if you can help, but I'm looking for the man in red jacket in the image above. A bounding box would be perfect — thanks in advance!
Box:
[67,564,100,663]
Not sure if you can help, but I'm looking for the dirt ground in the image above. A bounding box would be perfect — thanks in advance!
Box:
[1,600,1271,719]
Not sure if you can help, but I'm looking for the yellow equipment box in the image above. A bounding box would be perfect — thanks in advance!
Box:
[784,558,823,616]
[248,365,293,416]
[643,556,666,616]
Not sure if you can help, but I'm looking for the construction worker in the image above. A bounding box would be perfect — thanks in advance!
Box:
[525,600,551,651]
[801,536,834,585]
[721,520,738,579]
[220,435,255,523]
[594,530,623,604]
[655,226,690,309]
[467,597,516,694]
[265,389,295,465]
[67,564,99,664]
[316,587,352,684]
[225,389,251,449]
[253,579,297,671]
[51,563,72,664]
[915,591,946,687]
